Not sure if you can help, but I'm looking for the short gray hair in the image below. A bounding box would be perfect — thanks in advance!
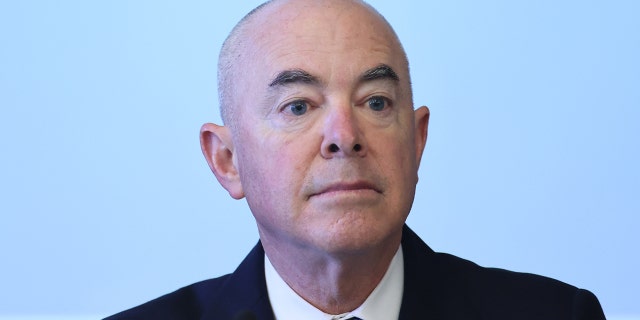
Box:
[217,1,272,130]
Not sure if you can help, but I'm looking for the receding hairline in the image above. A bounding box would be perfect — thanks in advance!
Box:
[217,1,274,127]
[217,0,411,128]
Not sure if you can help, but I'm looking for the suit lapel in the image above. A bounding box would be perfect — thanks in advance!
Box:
[398,225,438,319]
[199,226,462,320]
[201,241,275,320]
[398,225,478,320]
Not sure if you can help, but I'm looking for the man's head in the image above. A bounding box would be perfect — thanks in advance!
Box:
[201,0,429,255]
[217,0,410,131]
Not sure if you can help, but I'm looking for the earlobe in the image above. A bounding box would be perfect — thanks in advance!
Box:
[414,106,430,168]
[200,123,245,199]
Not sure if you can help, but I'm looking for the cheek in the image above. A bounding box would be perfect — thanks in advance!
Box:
[238,153,284,228]
[373,127,419,192]
[237,134,315,209]
[238,137,320,237]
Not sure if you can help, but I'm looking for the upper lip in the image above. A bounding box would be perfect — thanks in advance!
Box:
[310,181,382,197]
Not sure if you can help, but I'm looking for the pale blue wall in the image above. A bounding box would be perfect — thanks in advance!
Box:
[0,1,638,318]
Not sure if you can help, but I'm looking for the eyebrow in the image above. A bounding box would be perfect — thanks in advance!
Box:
[360,64,399,83]
[267,64,400,89]
[269,69,319,87]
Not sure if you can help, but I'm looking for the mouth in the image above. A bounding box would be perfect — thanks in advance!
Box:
[309,181,382,198]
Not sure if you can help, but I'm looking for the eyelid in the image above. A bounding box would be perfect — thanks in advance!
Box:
[280,98,306,109]
[369,95,392,102]
[366,94,393,108]
[279,98,312,115]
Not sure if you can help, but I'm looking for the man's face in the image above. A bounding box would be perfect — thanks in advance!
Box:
[227,1,428,254]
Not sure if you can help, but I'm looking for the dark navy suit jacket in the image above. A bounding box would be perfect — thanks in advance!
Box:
[106,225,606,319]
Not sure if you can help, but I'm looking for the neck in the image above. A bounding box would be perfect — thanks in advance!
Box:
[260,229,401,314]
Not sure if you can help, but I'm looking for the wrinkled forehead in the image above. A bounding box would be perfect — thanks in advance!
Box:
[239,0,408,75]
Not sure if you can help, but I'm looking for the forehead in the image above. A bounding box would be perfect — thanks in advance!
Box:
[239,0,407,86]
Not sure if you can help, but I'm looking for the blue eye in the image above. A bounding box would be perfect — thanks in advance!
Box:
[368,96,387,111]
[288,101,308,116]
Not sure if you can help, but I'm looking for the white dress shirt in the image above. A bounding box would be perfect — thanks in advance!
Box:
[265,246,404,320]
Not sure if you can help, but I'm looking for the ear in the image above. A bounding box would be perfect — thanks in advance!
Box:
[200,123,245,199]
[413,106,430,169]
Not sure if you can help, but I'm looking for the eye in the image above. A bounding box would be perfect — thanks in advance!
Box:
[286,100,308,116]
[367,96,388,111]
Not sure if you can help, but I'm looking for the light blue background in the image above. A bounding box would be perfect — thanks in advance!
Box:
[1,1,638,318]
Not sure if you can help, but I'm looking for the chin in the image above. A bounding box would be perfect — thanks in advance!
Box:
[310,222,399,255]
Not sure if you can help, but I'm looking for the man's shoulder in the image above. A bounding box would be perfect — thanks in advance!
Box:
[432,250,575,290]
[104,275,231,320]
[400,226,605,319]
[403,225,583,296]
[105,242,270,320]
[432,252,604,318]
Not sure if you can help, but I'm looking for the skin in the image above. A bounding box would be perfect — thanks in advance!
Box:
[201,0,430,314]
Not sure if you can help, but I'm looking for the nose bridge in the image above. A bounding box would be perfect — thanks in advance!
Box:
[325,101,357,141]
[320,98,365,157]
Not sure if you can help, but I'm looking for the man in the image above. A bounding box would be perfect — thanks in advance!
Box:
[107,0,606,319]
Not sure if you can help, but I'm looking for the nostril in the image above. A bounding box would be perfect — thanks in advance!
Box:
[353,144,362,152]
[329,144,340,152]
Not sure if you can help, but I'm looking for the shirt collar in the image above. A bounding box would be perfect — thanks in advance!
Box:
[264,246,404,320]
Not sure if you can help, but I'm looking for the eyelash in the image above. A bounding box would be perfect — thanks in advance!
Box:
[366,95,392,111]
[281,99,312,116]
[279,95,393,115]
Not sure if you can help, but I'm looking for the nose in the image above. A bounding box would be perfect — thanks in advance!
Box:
[320,105,367,158]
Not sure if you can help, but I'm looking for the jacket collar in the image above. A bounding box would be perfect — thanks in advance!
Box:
[201,243,275,320]
[202,225,432,320]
